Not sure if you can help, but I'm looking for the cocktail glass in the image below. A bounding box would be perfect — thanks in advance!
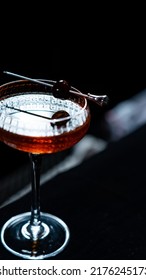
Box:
[0,78,91,259]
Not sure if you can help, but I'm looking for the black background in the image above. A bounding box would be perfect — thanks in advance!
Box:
[1,1,146,106]
[1,3,146,260]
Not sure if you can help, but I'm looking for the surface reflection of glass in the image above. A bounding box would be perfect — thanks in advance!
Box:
[0,79,91,259]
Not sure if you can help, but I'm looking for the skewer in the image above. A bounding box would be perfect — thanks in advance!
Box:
[3,71,109,106]
[5,105,53,121]
[4,104,73,123]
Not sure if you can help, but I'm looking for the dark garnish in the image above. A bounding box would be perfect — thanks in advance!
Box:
[51,110,70,127]
[52,80,70,99]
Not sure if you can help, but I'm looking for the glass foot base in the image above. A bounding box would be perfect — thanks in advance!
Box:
[1,212,70,259]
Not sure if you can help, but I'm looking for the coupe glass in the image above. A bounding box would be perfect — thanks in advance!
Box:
[0,78,91,259]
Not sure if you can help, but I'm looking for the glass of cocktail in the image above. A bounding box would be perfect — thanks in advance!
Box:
[0,76,92,259]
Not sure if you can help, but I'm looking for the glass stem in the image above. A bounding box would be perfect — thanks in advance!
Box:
[22,153,49,241]
[29,153,42,228]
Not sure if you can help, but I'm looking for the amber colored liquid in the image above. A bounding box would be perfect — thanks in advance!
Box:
[0,115,90,154]
[0,92,91,154]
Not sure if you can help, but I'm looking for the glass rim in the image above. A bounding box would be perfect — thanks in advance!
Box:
[0,79,89,124]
